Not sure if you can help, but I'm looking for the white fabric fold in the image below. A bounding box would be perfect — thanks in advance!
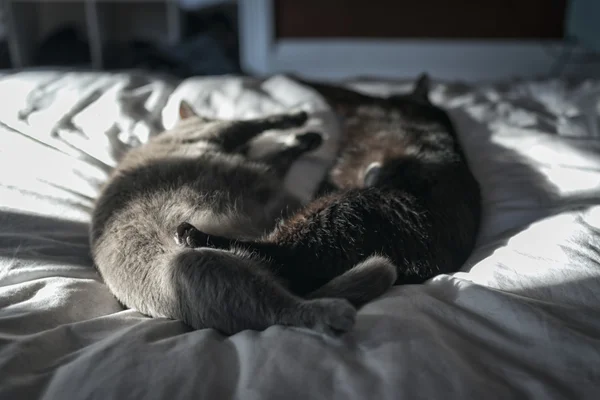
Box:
[1,72,599,399]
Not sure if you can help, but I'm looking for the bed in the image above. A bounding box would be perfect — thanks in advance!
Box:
[1,70,600,399]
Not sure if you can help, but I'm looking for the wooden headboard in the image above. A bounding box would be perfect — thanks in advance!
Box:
[239,0,573,82]
[274,0,567,39]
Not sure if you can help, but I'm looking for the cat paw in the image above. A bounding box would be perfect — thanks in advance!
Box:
[305,298,357,336]
[295,131,323,152]
[174,222,206,247]
[280,111,309,128]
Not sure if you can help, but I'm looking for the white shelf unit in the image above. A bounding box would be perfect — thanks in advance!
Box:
[3,0,182,69]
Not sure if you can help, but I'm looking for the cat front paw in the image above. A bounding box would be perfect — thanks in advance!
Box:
[174,222,207,248]
[295,131,323,152]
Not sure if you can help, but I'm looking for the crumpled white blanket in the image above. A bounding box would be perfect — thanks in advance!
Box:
[1,70,599,400]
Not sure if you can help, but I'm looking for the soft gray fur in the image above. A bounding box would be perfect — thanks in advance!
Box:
[90,104,362,336]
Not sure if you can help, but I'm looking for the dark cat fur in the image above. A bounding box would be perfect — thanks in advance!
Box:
[89,106,388,336]
[177,74,482,307]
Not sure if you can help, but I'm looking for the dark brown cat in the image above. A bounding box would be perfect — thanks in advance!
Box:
[177,74,482,307]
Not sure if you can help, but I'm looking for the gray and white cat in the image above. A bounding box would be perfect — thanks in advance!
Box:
[90,104,386,336]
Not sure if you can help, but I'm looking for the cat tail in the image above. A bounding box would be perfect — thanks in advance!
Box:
[305,255,398,307]
[158,247,358,336]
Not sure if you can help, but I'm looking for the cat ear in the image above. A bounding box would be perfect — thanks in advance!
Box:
[179,100,198,120]
[411,73,431,102]
[363,162,382,187]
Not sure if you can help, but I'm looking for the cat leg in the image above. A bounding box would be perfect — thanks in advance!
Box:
[175,222,284,258]
[218,111,309,152]
[175,222,234,249]
[175,224,396,307]
[173,247,356,336]
[171,108,308,149]
[305,255,397,307]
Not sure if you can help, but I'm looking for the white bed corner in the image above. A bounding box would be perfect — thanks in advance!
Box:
[1,70,600,400]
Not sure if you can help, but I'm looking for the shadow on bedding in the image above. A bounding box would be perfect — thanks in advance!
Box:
[442,89,600,315]
[448,101,600,272]
[0,210,93,268]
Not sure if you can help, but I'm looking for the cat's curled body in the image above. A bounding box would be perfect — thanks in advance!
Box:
[179,75,482,307]
[90,107,371,336]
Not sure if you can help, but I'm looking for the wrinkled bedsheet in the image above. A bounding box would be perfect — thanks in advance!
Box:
[1,70,600,400]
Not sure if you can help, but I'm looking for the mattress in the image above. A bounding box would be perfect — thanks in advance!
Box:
[1,70,600,399]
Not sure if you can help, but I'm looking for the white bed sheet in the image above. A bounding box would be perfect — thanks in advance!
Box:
[1,71,600,400]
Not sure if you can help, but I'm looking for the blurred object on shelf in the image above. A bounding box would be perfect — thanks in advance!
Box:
[0,0,239,77]
[34,25,91,67]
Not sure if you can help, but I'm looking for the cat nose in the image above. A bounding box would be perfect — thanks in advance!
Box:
[363,162,382,187]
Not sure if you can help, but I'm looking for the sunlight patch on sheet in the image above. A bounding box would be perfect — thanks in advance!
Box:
[463,208,600,306]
